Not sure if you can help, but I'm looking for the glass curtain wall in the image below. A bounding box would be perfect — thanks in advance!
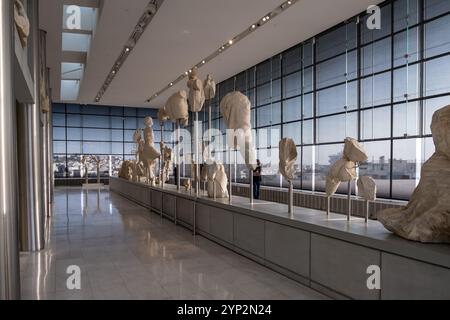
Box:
[205,0,450,200]
[52,103,174,185]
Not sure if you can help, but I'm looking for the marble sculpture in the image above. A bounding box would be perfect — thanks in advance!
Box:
[164,90,189,127]
[203,75,216,100]
[378,105,450,243]
[326,138,368,197]
[187,68,206,113]
[137,117,160,185]
[358,176,377,202]
[279,138,298,182]
[207,162,229,198]
[160,142,172,183]
[14,0,30,48]
[219,91,257,170]
[119,161,134,181]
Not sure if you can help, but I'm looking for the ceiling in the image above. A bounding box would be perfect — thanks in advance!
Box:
[40,0,383,109]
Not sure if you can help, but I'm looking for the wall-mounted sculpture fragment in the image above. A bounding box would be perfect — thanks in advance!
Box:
[279,138,298,182]
[14,0,30,48]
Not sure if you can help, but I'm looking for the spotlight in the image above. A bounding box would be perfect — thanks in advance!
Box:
[228,40,233,45]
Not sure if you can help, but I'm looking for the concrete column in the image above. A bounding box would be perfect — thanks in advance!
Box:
[0,0,21,300]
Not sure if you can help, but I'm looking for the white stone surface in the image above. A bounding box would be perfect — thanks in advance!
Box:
[377,105,450,243]
[325,138,368,197]
[14,0,29,48]
[357,176,377,202]
[279,138,298,182]
[207,162,229,198]
[219,91,257,170]
[203,74,216,100]
[187,68,206,113]
[165,90,189,127]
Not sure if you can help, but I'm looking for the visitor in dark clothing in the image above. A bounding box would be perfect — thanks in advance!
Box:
[253,159,262,200]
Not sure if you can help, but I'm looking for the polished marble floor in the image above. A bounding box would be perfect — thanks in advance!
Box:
[20,187,328,300]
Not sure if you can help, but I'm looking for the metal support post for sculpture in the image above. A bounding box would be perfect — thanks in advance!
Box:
[288,181,294,216]
[194,112,200,197]
[160,123,165,188]
[326,196,331,216]
[176,120,181,191]
[250,170,254,205]
[228,148,233,204]
[365,200,370,224]
[347,181,352,221]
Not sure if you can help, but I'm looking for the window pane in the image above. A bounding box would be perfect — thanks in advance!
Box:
[82,115,110,128]
[393,64,420,102]
[83,142,111,155]
[111,117,124,129]
[53,155,67,178]
[361,106,391,140]
[67,128,82,140]
[67,141,81,154]
[66,114,81,127]
[283,71,301,98]
[316,51,357,89]
[257,60,271,85]
[394,27,420,67]
[316,22,357,62]
[258,148,280,187]
[392,139,420,200]
[53,141,66,154]
[283,96,302,122]
[53,114,66,126]
[424,0,450,20]
[301,146,314,190]
[82,128,111,141]
[317,81,357,116]
[316,112,358,143]
[303,120,314,145]
[53,127,66,140]
[53,104,66,113]
[124,117,138,129]
[394,0,420,32]
[303,93,314,119]
[425,15,450,58]
[362,37,392,76]
[257,83,271,106]
[361,72,392,107]
[283,122,301,143]
[256,126,281,149]
[393,102,420,137]
[283,45,302,74]
[425,55,450,96]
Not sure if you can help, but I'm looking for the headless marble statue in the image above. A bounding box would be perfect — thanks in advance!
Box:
[165,91,189,127]
[187,68,206,113]
[377,105,450,243]
[207,162,229,198]
[220,91,257,170]
[14,0,30,48]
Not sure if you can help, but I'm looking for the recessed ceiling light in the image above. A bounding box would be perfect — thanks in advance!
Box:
[202,60,206,64]
[125,47,130,52]
[169,83,173,86]
[251,24,256,29]
[228,40,233,45]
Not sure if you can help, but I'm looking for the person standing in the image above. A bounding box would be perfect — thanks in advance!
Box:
[253,159,262,200]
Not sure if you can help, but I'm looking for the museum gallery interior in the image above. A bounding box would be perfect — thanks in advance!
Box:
[1,0,449,301]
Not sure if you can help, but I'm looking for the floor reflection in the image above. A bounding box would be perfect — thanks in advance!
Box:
[19,186,327,300]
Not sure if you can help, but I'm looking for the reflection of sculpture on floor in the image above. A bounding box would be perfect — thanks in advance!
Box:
[138,117,161,186]
[14,0,30,48]
[378,105,450,243]
[220,91,257,171]
[207,162,229,199]
[119,160,134,181]
[325,138,369,218]
[160,142,172,183]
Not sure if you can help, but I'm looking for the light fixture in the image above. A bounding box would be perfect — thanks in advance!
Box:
[146,0,299,103]
[94,0,163,103]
